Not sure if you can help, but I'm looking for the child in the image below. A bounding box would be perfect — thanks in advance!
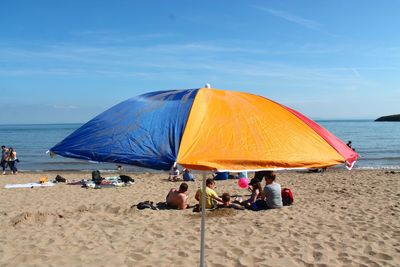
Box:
[195,178,223,209]
[182,168,195,181]
[220,193,245,210]
[168,165,180,181]
[240,178,263,208]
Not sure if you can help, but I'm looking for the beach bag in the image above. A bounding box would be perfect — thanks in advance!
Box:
[39,176,48,184]
[119,175,135,183]
[92,170,103,185]
[136,201,156,210]
[55,175,66,183]
[281,188,294,206]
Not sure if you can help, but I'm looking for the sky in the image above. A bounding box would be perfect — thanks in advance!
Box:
[1,0,400,124]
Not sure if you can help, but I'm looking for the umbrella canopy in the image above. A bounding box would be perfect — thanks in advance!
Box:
[50,87,359,267]
[50,87,358,170]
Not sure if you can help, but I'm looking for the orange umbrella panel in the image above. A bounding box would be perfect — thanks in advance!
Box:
[177,88,357,171]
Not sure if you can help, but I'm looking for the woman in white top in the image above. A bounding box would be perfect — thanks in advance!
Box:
[7,147,18,174]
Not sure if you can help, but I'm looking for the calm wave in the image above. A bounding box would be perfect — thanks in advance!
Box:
[0,120,399,171]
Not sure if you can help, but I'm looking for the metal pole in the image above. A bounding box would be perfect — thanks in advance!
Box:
[200,172,207,267]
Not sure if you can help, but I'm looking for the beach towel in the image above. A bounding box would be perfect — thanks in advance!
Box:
[5,182,55,189]
[67,176,133,188]
[82,179,131,189]
[66,179,87,185]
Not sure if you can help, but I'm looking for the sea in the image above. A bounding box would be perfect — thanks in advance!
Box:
[0,120,399,172]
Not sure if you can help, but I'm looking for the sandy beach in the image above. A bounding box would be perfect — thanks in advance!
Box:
[0,169,399,267]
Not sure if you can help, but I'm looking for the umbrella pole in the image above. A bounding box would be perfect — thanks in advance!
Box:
[200,172,207,267]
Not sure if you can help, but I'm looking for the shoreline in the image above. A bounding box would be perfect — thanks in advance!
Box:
[1,169,399,266]
[5,165,400,174]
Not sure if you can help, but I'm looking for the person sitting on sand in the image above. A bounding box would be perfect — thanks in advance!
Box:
[195,178,223,209]
[308,167,327,173]
[168,165,180,181]
[237,171,248,179]
[220,193,245,210]
[166,182,189,209]
[237,178,263,208]
[251,171,283,210]
[182,168,195,181]
[213,171,229,180]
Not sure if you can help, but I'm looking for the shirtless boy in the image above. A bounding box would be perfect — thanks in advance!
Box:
[166,182,189,209]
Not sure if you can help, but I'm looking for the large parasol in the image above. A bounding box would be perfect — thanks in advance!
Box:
[50,87,358,266]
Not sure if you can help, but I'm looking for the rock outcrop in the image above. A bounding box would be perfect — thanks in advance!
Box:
[375,114,400,121]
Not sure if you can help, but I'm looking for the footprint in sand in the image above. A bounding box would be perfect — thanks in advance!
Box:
[237,255,254,267]
[374,252,393,260]
[313,251,324,261]
[311,243,323,250]
[128,253,146,261]
[177,250,188,257]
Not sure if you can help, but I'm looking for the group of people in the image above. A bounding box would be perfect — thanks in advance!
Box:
[1,145,18,175]
[166,170,283,211]
[168,166,248,183]
[168,166,195,182]
[212,171,248,180]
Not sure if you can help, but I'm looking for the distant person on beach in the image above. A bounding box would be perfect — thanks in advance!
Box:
[1,146,9,175]
[308,167,327,173]
[237,171,248,179]
[346,141,352,148]
[347,140,356,151]
[168,165,180,181]
[166,182,189,209]
[251,171,283,210]
[195,178,223,209]
[7,147,18,175]
[213,171,229,180]
[182,168,195,181]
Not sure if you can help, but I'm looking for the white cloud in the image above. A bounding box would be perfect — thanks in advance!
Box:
[252,6,336,36]
[70,30,175,44]
[255,6,321,30]
[53,105,78,109]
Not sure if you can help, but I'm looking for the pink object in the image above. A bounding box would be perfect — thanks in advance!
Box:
[238,178,249,189]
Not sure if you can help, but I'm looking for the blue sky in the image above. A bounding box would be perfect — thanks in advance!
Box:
[1,0,399,123]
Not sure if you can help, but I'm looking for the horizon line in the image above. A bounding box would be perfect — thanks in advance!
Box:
[0,118,378,126]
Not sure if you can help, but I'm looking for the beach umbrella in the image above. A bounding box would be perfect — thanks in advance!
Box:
[49,87,358,266]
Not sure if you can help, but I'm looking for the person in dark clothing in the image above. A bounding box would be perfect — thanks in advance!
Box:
[1,146,9,174]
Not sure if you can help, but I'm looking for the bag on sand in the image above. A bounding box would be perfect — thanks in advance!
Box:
[39,176,48,184]
[281,188,294,206]
[119,175,135,183]
[55,175,66,183]
[136,201,157,210]
[92,170,104,185]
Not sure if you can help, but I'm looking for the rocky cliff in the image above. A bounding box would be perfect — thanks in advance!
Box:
[375,114,400,121]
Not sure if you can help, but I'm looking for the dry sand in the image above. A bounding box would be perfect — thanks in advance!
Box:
[0,169,399,267]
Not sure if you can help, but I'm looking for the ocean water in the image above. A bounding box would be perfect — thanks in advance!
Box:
[0,120,399,171]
